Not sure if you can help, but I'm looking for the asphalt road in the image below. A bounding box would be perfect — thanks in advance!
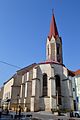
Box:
[32,112,80,120]
[0,112,80,120]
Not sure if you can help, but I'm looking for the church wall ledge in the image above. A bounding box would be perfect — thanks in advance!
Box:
[11,85,21,87]
[31,96,35,97]
[49,77,55,80]
[21,83,25,85]
[39,96,50,98]
[32,78,40,81]
[25,80,32,83]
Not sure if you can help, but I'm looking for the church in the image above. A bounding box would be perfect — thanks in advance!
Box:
[2,13,74,112]
[18,13,74,112]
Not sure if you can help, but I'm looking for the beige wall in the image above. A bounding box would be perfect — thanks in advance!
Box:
[0,87,3,107]
[0,87,3,99]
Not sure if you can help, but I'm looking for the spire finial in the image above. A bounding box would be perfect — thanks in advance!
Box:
[52,8,54,15]
[48,9,59,40]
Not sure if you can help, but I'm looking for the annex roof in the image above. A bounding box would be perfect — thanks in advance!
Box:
[74,69,80,76]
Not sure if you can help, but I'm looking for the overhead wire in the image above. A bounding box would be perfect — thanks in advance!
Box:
[0,60,21,69]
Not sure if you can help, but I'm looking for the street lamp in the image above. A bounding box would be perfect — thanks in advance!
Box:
[16,94,19,115]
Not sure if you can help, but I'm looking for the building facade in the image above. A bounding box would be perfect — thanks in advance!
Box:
[2,73,22,110]
[72,70,80,111]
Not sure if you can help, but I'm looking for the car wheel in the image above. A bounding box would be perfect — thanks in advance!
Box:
[75,113,79,118]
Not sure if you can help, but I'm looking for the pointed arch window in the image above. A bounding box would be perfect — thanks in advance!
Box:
[43,73,47,96]
[55,75,61,105]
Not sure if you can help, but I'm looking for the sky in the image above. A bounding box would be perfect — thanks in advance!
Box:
[0,0,80,86]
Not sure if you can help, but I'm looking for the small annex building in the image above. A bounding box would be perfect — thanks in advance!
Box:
[72,70,80,111]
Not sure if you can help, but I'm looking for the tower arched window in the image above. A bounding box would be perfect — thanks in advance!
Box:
[57,46,59,55]
[57,43,61,62]
[43,73,47,96]
[48,45,49,56]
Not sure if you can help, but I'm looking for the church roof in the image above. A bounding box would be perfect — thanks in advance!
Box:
[3,63,37,85]
[17,63,37,75]
[48,14,59,40]
[39,60,65,66]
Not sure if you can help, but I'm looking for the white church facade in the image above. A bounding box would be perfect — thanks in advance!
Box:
[2,14,74,112]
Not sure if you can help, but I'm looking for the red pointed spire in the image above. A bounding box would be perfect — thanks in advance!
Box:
[48,14,59,40]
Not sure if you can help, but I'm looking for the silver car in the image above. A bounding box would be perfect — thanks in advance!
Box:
[72,111,80,117]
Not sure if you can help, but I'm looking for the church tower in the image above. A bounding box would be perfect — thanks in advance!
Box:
[46,13,63,63]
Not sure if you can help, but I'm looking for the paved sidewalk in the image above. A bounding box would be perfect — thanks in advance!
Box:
[31,111,80,120]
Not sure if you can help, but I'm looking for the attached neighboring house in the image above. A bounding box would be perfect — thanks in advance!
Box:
[2,73,22,110]
[72,70,80,111]
[2,63,36,111]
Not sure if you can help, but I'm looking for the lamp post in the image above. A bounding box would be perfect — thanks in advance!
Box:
[16,94,19,115]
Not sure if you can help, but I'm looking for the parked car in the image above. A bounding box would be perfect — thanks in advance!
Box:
[2,109,9,115]
[70,111,80,117]
[9,113,32,120]
[20,114,32,120]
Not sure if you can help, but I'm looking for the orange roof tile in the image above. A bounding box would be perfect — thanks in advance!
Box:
[74,69,80,75]
[68,70,75,77]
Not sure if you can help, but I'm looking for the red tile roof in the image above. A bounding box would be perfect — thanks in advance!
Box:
[48,14,59,40]
[74,69,80,75]
[68,70,75,77]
